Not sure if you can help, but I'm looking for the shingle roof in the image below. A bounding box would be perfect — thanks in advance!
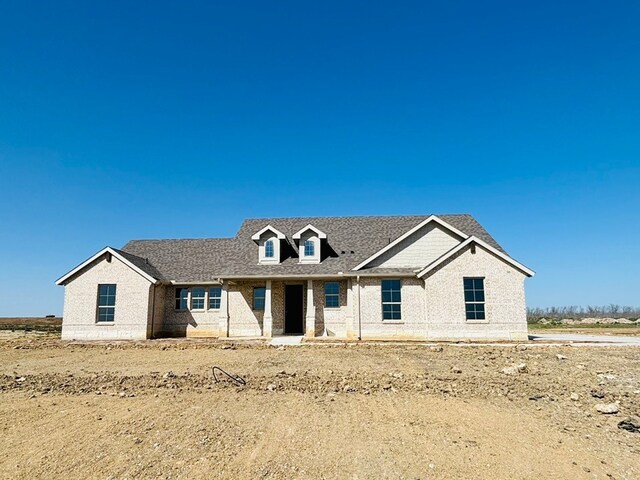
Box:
[121,214,505,282]
[112,248,167,282]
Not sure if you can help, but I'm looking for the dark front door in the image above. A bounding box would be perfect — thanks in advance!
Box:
[284,284,304,334]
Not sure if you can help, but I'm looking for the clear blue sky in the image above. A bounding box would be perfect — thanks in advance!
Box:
[1,1,638,316]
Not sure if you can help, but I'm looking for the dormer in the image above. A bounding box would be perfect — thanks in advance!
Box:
[292,224,327,264]
[251,225,286,264]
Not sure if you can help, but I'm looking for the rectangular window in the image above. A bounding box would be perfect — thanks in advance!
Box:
[464,277,486,320]
[97,284,116,322]
[253,287,266,310]
[175,288,188,310]
[324,282,340,308]
[191,287,205,310]
[209,287,222,309]
[381,279,401,320]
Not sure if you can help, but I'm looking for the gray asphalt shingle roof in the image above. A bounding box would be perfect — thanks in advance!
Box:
[121,214,504,282]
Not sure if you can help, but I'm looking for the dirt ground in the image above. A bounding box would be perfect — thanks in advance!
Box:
[529,326,640,337]
[0,334,639,479]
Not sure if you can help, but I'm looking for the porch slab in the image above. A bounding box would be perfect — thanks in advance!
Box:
[269,335,304,346]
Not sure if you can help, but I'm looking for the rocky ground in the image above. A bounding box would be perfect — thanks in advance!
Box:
[0,334,638,479]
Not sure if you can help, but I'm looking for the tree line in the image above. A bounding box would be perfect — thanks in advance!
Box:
[528,305,640,322]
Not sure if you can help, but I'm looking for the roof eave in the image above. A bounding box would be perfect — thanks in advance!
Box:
[417,236,535,278]
[352,215,469,270]
[55,247,160,286]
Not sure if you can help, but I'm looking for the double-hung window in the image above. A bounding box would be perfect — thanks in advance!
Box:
[324,282,340,308]
[191,287,205,310]
[464,277,486,320]
[209,287,222,309]
[381,279,402,320]
[253,287,266,310]
[175,288,189,310]
[97,284,116,322]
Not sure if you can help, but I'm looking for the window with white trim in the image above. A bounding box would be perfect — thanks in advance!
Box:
[324,282,340,308]
[209,287,222,309]
[464,277,485,320]
[381,279,401,320]
[304,239,315,257]
[191,287,205,309]
[264,240,274,258]
[97,284,116,322]
[175,288,188,310]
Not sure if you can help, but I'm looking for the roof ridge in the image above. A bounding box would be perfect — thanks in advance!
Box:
[124,237,236,244]
[241,213,472,222]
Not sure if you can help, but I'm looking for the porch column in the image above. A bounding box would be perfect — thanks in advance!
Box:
[345,279,355,339]
[263,280,273,338]
[218,282,229,338]
[305,279,316,337]
[355,276,361,340]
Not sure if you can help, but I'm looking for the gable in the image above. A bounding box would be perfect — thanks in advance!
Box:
[417,236,535,278]
[366,223,463,269]
[56,247,159,286]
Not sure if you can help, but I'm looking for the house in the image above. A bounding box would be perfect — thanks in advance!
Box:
[55,214,534,341]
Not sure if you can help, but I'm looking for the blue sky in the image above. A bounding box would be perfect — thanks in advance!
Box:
[1,1,639,316]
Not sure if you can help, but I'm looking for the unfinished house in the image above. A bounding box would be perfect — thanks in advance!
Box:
[56,214,534,341]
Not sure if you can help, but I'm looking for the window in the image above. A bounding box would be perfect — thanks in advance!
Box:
[209,287,222,309]
[464,277,486,320]
[191,287,205,309]
[325,282,340,308]
[175,288,188,310]
[304,239,315,257]
[264,240,274,258]
[381,279,401,320]
[97,284,116,322]
[253,287,266,310]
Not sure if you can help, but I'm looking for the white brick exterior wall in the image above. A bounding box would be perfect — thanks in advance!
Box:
[61,255,154,340]
[422,244,528,340]
[369,224,461,268]
[357,277,426,339]
[60,234,529,341]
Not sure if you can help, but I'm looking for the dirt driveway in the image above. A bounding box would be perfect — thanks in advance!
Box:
[0,335,639,479]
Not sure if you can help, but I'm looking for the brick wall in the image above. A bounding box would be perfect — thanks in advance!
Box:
[61,255,153,340]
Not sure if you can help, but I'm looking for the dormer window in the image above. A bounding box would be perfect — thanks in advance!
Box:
[265,240,274,258]
[304,239,315,257]
[251,225,286,264]
[293,224,326,264]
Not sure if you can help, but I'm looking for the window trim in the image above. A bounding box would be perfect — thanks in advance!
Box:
[253,286,266,311]
[381,279,402,321]
[191,287,206,310]
[324,281,340,309]
[464,277,486,321]
[303,239,315,257]
[264,239,274,258]
[175,287,189,311]
[208,287,222,310]
[96,284,117,323]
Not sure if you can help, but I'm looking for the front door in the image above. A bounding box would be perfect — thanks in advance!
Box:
[284,284,304,334]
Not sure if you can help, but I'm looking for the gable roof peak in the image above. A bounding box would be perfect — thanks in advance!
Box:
[250,224,286,242]
[292,224,327,240]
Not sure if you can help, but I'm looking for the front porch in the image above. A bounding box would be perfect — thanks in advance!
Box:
[216,278,355,339]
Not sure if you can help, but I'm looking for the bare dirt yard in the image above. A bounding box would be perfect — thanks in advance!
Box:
[1,334,639,479]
